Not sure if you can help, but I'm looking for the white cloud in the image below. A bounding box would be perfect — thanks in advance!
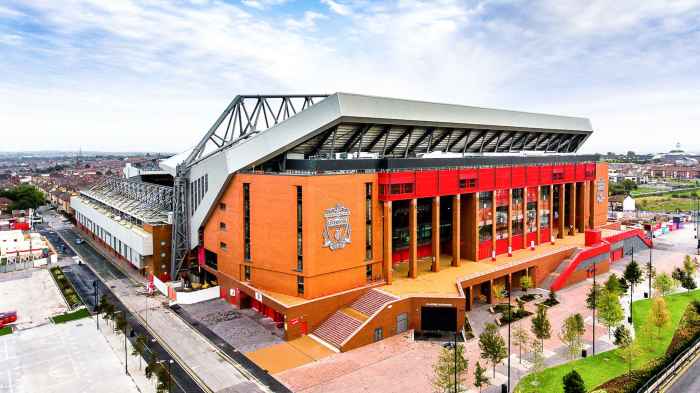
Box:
[286,11,327,30]
[321,0,352,16]
[241,0,287,10]
[0,5,24,18]
[1,0,699,153]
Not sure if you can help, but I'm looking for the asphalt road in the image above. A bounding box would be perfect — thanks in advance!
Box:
[666,355,700,393]
[39,210,205,393]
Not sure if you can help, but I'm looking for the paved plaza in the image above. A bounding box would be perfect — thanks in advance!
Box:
[277,226,700,393]
[0,320,139,393]
[0,269,67,330]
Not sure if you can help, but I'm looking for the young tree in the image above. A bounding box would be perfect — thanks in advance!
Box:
[654,272,676,296]
[115,312,127,334]
[531,305,551,347]
[597,288,624,339]
[605,273,622,296]
[547,289,558,305]
[683,255,697,276]
[643,263,657,291]
[473,361,489,393]
[132,333,147,370]
[624,260,643,320]
[559,313,585,360]
[512,323,530,364]
[562,370,586,393]
[432,342,468,393]
[614,325,638,377]
[529,340,546,388]
[478,323,507,378]
[492,282,508,305]
[673,267,697,292]
[145,351,157,381]
[586,284,602,311]
[650,296,670,340]
[520,275,533,294]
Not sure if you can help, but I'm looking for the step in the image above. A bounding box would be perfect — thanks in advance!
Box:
[349,289,398,316]
[311,311,362,349]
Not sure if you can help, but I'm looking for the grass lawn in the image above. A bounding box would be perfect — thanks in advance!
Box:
[515,290,700,393]
[51,307,91,324]
[636,196,698,213]
[0,326,12,336]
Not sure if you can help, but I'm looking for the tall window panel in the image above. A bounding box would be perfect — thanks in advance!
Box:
[296,186,303,271]
[243,183,251,261]
[365,183,373,260]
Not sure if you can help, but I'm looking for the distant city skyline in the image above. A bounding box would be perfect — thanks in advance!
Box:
[1,1,699,154]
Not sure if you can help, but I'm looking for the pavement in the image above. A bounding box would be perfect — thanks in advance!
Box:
[38,208,271,393]
[0,269,67,330]
[666,352,700,393]
[0,319,140,393]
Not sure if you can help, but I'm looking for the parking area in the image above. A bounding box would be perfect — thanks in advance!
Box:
[0,319,140,393]
[0,269,67,330]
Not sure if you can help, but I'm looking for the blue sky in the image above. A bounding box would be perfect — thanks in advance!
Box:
[1,0,699,154]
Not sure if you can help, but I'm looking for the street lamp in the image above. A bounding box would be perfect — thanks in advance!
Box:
[442,333,459,393]
[93,280,99,331]
[114,310,128,375]
[592,261,596,356]
[157,359,175,393]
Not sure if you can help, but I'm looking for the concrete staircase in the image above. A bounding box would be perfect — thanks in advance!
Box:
[349,289,398,316]
[311,289,399,350]
[539,248,580,290]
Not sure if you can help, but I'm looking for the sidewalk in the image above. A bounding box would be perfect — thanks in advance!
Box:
[55,224,271,393]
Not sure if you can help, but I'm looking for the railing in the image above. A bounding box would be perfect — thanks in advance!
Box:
[636,334,700,392]
[549,243,610,291]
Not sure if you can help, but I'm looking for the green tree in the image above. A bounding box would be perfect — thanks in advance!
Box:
[650,296,670,340]
[529,340,546,388]
[520,275,533,294]
[563,370,586,393]
[512,323,530,364]
[672,267,697,292]
[624,260,643,320]
[473,361,489,393]
[683,255,697,276]
[531,304,551,347]
[614,325,638,377]
[478,323,507,378]
[132,333,147,370]
[115,312,127,333]
[145,351,157,381]
[597,288,624,338]
[0,184,45,210]
[605,273,622,296]
[654,272,676,296]
[432,342,468,393]
[559,313,585,360]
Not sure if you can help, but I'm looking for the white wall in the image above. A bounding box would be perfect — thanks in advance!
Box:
[71,196,153,257]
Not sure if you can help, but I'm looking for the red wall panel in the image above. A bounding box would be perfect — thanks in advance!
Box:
[479,241,493,260]
[586,163,596,180]
[527,231,537,246]
[563,164,575,182]
[541,228,551,243]
[575,163,586,181]
[479,168,495,191]
[415,171,438,198]
[552,165,564,184]
[495,167,511,189]
[511,166,526,188]
[526,166,540,186]
[459,168,479,193]
[495,239,509,255]
[512,235,524,251]
[438,170,459,195]
[540,165,553,184]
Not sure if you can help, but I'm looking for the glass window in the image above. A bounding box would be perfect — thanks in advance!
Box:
[373,327,383,342]
[297,276,304,295]
[297,186,303,271]
[243,183,251,261]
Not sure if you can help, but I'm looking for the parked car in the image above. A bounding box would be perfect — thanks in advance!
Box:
[75,238,84,245]
[0,311,17,328]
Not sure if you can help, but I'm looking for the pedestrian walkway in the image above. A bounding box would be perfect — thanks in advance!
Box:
[52,221,271,393]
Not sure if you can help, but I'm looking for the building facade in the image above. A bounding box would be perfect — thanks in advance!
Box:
[153,93,641,351]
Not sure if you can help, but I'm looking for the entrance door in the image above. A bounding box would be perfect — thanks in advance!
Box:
[396,313,408,333]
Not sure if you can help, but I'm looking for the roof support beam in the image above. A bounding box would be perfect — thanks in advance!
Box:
[310,126,336,157]
[366,125,391,151]
[446,129,469,151]
[407,128,434,153]
[481,131,500,153]
[429,129,453,151]
[462,129,487,152]
[385,128,413,156]
[341,124,372,152]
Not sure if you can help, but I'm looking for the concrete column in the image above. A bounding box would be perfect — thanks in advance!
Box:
[523,188,528,249]
[432,196,440,272]
[463,193,479,261]
[568,183,577,235]
[382,201,393,284]
[491,192,497,251]
[452,194,461,267]
[488,279,494,304]
[581,181,590,232]
[507,189,513,251]
[409,198,418,278]
[558,184,565,239]
[549,184,554,238]
[536,186,541,244]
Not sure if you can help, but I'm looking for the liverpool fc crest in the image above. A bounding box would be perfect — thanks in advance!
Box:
[322,204,351,250]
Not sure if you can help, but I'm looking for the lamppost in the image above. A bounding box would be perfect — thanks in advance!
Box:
[648,226,653,298]
[507,276,511,393]
[592,261,597,356]
[93,280,99,330]
[442,332,459,393]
